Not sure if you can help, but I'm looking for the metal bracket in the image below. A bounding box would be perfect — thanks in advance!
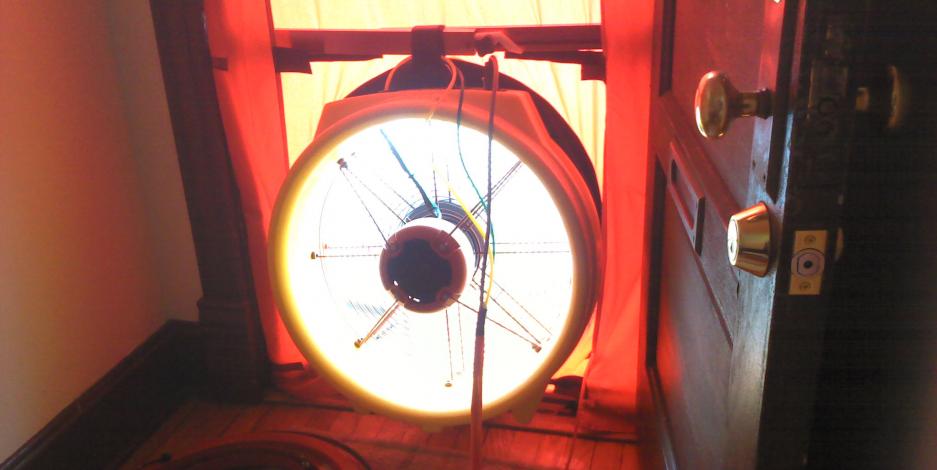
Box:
[271,24,604,80]
[788,230,827,295]
[411,25,445,65]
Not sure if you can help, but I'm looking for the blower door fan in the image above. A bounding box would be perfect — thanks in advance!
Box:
[269,89,602,427]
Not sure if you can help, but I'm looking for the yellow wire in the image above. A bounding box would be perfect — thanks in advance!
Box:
[414,59,495,308]
[438,168,495,307]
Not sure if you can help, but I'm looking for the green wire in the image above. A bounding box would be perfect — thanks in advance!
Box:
[455,74,495,265]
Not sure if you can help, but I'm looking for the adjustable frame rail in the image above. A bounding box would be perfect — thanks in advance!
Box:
[272,24,605,80]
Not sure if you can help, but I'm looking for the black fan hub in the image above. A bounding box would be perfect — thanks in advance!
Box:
[404,200,484,267]
[378,219,469,313]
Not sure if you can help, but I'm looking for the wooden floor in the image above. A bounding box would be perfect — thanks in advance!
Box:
[120,392,640,469]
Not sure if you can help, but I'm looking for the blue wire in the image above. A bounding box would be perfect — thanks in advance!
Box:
[455,71,495,263]
[380,128,440,218]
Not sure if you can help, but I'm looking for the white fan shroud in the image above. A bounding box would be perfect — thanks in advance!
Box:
[268,89,602,428]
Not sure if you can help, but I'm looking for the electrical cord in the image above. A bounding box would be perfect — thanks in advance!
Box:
[383,55,458,92]
[480,59,498,310]
[455,68,496,304]
[381,56,462,220]
[385,53,500,469]
[470,54,499,470]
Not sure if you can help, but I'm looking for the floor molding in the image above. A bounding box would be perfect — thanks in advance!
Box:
[2,320,201,470]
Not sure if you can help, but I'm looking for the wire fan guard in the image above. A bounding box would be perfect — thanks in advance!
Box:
[269,89,602,427]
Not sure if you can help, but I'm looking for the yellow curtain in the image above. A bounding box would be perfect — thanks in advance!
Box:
[271,0,604,378]
[271,0,603,180]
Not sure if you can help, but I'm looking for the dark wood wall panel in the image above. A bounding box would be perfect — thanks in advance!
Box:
[149,0,268,402]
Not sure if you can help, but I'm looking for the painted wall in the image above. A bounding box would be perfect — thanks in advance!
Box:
[0,0,199,460]
[106,0,201,322]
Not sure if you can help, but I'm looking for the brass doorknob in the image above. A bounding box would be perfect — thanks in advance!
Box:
[855,65,910,131]
[727,202,771,277]
[695,72,772,139]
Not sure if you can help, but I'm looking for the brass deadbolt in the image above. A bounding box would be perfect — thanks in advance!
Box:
[727,202,772,277]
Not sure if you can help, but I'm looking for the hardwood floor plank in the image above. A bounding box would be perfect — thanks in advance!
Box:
[620,443,641,469]
[590,440,625,470]
[121,397,639,470]
[409,424,475,469]
[451,425,471,454]
[406,446,469,470]
[491,410,577,435]
[566,436,597,470]
[351,413,389,442]
[534,434,574,469]
[375,417,426,447]
[118,400,198,470]
[156,400,244,457]
[254,404,323,433]
[482,427,517,467]
[302,406,345,434]
[505,429,544,468]
[349,440,423,469]
[424,425,462,451]
[350,414,414,467]
[374,418,428,468]
[222,402,273,436]
[329,410,363,440]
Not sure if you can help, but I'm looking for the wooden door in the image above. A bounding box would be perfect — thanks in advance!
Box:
[640,1,861,468]
[808,2,937,468]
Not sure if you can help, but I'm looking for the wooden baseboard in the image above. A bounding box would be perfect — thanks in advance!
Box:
[2,320,202,470]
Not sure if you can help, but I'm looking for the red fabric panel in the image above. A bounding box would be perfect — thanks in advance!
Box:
[583,0,654,419]
[200,0,655,416]
[202,0,304,367]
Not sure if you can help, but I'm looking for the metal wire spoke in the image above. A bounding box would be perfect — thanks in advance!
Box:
[469,161,522,218]
[449,161,523,237]
[317,243,569,259]
[475,249,570,255]
[354,300,402,348]
[452,297,542,352]
[432,151,439,206]
[456,303,465,372]
[473,240,569,255]
[347,151,417,211]
[469,280,544,345]
[487,278,553,336]
[496,241,568,247]
[339,163,390,244]
[445,308,454,387]
[316,244,384,259]
[342,163,406,224]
